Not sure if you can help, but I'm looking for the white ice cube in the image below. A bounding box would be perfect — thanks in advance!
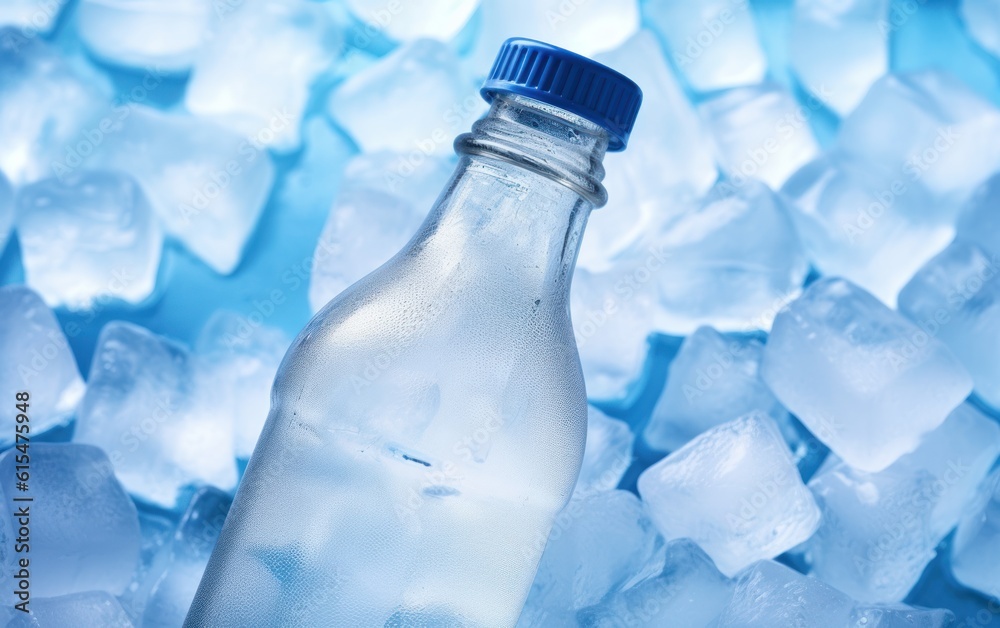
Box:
[760,278,973,472]
[15,171,162,309]
[644,0,767,92]
[328,39,484,157]
[96,106,275,274]
[638,413,821,576]
[77,0,213,72]
[698,83,821,189]
[790,0,891,115]
[644,327,788,452]
[647,181,809,334]
[185,0,342,152]
[344,0,479,43]
[74,321,237,509]
[308,151,455,312]
[899,241,1000,410]
[0,444,141,597]
[583,30,718,272]
[0,285,85,444]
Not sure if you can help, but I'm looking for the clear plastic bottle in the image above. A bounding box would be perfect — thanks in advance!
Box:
[186,39,641,627]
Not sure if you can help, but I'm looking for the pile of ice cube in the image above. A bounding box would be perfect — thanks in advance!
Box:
[1,0,1000,625]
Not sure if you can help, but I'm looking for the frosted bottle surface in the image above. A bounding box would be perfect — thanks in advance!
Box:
[186,39,642,627]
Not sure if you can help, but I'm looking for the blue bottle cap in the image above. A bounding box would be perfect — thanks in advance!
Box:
[481,38,643,152]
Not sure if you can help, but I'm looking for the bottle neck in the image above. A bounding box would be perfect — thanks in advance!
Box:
[407,94,611,305]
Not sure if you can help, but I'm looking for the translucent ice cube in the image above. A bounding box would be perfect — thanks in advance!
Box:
[961,0,1000,59]
[715,560,855,627]
[468,0,639,71]
[644,327,788,452]
[344,0,478,42]
[837,71,1000,207]
[644,0,767,92]
[957,172,1000,257]
[575,406,634,496]
[185,0,341,152]
[328,39,484,156]
[8,591,135,628]
[570,263,657,400]
[780,151,954,305]
[950,468,1000,600]
[647,181,809,334]
[96,106,276,274]
[806,461,941,602]
[518,490,665,625]
[0,0,68,34]
[308,151,455,312]
[637,413,821,576]
[899,241,1000,409]
[0,171,13,255]
[15,171,162,309]
[583,30,718,272]
[760,278,974,472]
[74,321,238,509]
[196,311,290,459]
[698,84,821,189]
[0,285,85,444]
[0,28,109,185]
[850,603,955,628]
[789,0,890,115]
[77,0,213,72]
[142,487,232,628]
[575,539,733,628]
[0,444,140,597]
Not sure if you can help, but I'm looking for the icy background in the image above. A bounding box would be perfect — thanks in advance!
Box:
[1,0,1000,625]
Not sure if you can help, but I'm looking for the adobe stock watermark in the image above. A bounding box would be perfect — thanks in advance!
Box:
[672,0,751,69]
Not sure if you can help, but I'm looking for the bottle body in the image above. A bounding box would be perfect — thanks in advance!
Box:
[188,93,611,626]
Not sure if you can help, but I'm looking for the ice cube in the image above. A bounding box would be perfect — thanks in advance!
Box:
[308,151,455,312]
[960,0,1000,59]
[142,487,232,628]
[570,263,657,400]
[949,468,1000,600]
[185,0,341,152]
[518,490,665,625]
[96,106,276,275]
[715,560,855,627]
[0,28,109,185]
[0,285,85,444]
[698,84,821,189]
[74,321,238,509]
[646,181,809,334]
[0,170,13,255]
[957,172,1000,258]
[637,413,821,576]
[275,116,355,219]
[0,444,140,597]
[575,406,633,496]
[780,151,954,305]
[328,39,484,157]
[77,0,213,72]
[760,277,973,472]
[8,591,135,627]
[789,0,891,115]
[575,539,733,628]
[119,508,177,622]
[15,171,163,309]
[644,0,767,92]
[583,30,718,272]
[344,0,478,43]
[468,0,639,72]
[0,0,68,34]
[644,327,788,452]
[899,241,1000,410]
[837,71,1000,207]
[849,604,955,628]
[196,311,290,459]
